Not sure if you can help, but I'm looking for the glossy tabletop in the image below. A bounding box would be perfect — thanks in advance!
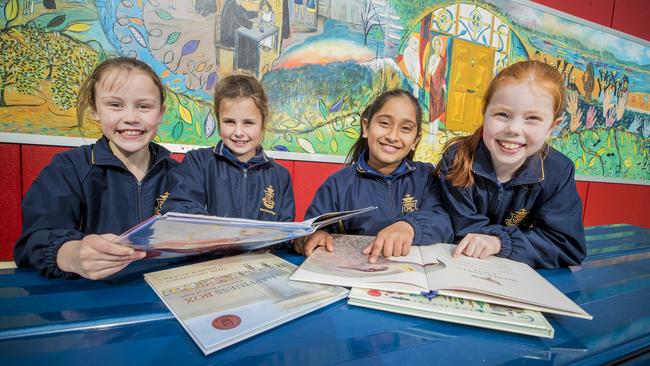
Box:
[1,224,649,365]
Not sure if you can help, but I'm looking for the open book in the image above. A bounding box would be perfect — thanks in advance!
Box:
[115,206,376,259]
[348,288,554,338]
[144,252,348,355]
[290,235,592,319]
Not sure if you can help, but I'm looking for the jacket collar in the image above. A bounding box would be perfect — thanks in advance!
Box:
[91,135,171,170]
[213,140,270,169]
[355,149,415,181]
[472,140,545,186]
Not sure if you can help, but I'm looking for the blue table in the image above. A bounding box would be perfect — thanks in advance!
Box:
[1,225,649,365]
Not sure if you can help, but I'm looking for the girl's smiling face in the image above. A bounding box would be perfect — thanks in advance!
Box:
[482,81,560,182]
[218,97,263,162]
[362,95,420,175]
[93,69,164,159]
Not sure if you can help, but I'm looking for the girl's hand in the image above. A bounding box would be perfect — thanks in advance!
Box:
[453,233,501,259]
[57,234,146,280]
[293,230,333,256]
[363,221,414,264]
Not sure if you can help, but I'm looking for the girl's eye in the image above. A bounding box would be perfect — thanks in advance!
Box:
[401,126,414,133]
[495,112,508,118]
[138,105,152,110]
[378,120,390,127]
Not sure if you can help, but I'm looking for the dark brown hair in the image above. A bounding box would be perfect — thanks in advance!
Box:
[346,89,423,164]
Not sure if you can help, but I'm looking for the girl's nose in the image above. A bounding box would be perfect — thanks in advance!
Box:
[124,107,140,123]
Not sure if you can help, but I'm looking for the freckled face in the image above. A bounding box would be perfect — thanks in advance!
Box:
[482,82,559,181]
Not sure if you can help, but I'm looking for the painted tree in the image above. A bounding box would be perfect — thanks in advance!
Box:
[0,26,96,109]
[360,0,384,47]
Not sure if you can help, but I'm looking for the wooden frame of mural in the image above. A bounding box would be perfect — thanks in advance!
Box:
[1,0,648,184]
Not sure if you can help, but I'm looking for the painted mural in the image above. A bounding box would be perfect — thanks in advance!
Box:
[1,0,648,182]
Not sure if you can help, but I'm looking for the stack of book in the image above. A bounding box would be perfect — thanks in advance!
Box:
[290,235,593,338]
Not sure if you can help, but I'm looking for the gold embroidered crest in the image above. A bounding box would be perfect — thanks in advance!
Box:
[154,192,169,216]
[505,208,529,227]
[260,185,277,215]
[401,193,417,213]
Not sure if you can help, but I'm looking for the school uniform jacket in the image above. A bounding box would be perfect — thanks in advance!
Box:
[438,141,587,269]
[162,141,295,222]
[305,154,454,245]
[14,136,179,278]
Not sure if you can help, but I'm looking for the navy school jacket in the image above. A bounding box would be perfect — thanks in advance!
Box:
[305,153,454,245]
[162,141,295,222]
[437,141,587,269]
[14,136,179,278]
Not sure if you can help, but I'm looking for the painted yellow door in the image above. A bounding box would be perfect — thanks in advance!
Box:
[446,38,495,132]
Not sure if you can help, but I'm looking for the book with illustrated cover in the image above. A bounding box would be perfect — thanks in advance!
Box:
[290,235,592,320]
[115,206,376,259]
[347,288,554,338]
[144,252,348,355]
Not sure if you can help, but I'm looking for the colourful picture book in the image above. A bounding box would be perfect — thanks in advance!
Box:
[348,288,554,338]
[115,206,376,259]
[144,252,348,355]
[290,235,592,320]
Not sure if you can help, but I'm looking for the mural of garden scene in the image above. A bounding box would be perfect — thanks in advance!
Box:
[1,0,648,182]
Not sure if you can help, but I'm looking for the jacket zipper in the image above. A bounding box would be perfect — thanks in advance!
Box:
[240,168,248,217]
[136,181,144,222]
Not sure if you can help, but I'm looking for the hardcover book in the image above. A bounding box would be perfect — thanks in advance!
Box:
[116,206,376,258]
[144,252,348,355]
[290,235,592,319]
[348,288,554,338]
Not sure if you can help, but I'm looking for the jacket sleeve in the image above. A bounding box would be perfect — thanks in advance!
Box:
[276,166,296,222]
[399,166,455,245]
[304,176,339,233]
[14,155,85,278]
[162,150,210,215]
[439,153,586,269]
[498,163,586,268]
[438,152,493,241]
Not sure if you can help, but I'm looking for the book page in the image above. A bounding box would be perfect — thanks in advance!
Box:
[290,235,429,292]
[117,215,311,258]
[420,244,590,318]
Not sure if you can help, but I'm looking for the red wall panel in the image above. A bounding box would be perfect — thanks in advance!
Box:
[611,0,650,41]
[0,144,22,260]
[292,161,344,221]
[575,180,589,222]
[21,145,71,197]
[531,0,615,27]
[583,182,649,227]
[274,159,294,177]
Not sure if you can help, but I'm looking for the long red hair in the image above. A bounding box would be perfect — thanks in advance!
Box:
[435,60,565,188]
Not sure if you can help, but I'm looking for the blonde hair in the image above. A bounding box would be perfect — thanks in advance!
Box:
[76,57,165,130]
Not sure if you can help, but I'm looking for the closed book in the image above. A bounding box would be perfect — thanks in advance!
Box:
[144,252,348,355]
[348,288,554,338]
[291,235,592,320]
